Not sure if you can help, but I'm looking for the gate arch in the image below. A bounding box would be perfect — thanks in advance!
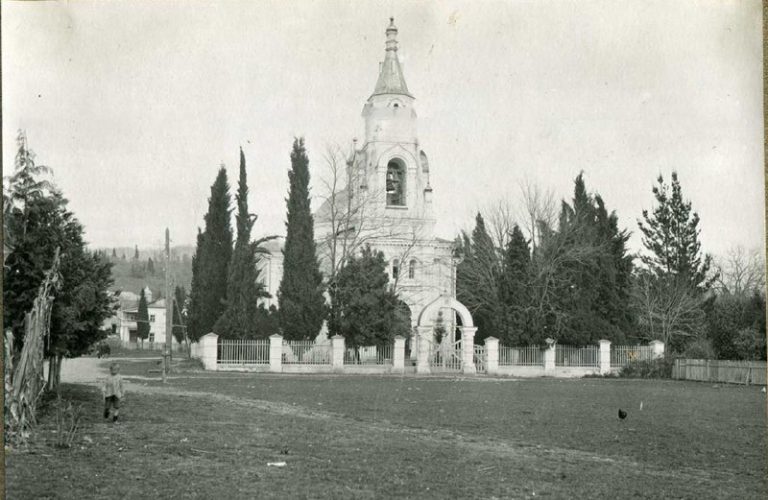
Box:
[416,295,473,328]
[415,295,478,374]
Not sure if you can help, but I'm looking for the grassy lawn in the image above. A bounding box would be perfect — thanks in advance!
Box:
[6,358,766,499]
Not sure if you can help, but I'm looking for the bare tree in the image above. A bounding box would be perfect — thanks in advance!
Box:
[516,178,556,253]
[714,246,765,296]
[631,269,706,347]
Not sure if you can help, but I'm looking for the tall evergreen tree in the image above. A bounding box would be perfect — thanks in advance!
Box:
[137,287,150,345]
[278,138,326,340]
[187,167,233,340]
[499,224,532,345]
[638,172,713,292]
[456,213,502,343]
[187,229,204,340]
[214,148,270,339]
[531,174,632,344]
[335,246,407,351]
[172,285,187,344]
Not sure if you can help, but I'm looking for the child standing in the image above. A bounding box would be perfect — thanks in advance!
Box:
[102,363,124,422]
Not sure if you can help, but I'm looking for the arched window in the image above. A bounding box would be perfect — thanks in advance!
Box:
[386,160,406,206]
[392,259,400,280]
[408,259,416,279]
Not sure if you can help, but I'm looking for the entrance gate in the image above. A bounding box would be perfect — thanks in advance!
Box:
[429,339,462,372]
[415,295,478,375]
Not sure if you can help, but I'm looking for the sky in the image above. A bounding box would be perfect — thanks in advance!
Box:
[2,0,764,258]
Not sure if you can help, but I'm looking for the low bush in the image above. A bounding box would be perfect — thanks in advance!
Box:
[619,357,676,379]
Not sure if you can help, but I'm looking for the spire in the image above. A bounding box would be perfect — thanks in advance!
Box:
[371,17,412,98]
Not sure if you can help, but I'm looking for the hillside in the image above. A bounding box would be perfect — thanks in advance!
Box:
[107,255,193,299]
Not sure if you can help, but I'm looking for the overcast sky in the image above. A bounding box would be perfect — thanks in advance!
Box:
[2,0,764,258]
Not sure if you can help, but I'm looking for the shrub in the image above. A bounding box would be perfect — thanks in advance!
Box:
[619,357,676,379]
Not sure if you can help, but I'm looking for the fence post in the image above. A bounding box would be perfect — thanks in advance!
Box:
[649,340,665,359]
[543,345,555,374]
[485,337,499,376]
[462,327,478,374]
[393,335,405,373]
[599,339,611,375]
[269,334,283,373]
[331,335,345,373]
[199,332,219,371]
[416,326,432,374]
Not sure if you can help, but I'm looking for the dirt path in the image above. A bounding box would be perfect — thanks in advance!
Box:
[60,356,110,384]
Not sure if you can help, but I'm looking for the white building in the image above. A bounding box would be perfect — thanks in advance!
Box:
[114,287,181,347]
[260,19,458,332]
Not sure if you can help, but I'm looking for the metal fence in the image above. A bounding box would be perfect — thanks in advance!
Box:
[673,359,767,385]
[556,345,599,367]
[344,344,393,365]
[218,339,270,365]
[282,340,332,365]
[498,345,543,366]
[611,345,654,367]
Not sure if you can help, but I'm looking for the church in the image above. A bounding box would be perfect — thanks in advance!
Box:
[261,18,460,336]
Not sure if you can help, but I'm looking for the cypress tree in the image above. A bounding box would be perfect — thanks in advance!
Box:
[137,287,150,346]
[214,148,269,339]
[278,138,326,340]
[499,225,532,344]
[188,167,232,340]
[172,285,187,344]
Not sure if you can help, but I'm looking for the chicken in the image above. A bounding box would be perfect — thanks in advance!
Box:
[618,409,627,420]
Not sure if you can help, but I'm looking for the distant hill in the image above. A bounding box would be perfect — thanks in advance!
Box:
[101,249,194,299]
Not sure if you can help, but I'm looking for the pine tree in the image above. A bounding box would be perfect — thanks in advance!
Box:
[638,172,713,292]
[134,245,139,260]
[214,148,270,339]
[137,287,150,345]
[147,257,155,275]
[278,138,326,340]
[112,248,117,258]
[187,167,233,340]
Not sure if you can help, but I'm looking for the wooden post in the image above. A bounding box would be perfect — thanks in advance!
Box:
[164,228,173,375]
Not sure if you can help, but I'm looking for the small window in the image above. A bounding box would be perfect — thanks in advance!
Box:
[149,333,155,343]
[150,314,156,323]
[392,259,400,280]
[408,259,416,279]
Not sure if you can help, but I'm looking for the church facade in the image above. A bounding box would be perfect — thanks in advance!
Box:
[264,19,458,332]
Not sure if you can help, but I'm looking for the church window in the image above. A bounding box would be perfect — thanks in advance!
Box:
[386,160,406,206]
[392,259,400,280]
[408,259,416,279]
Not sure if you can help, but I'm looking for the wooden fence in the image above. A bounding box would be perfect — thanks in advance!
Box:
[672,359,767,385]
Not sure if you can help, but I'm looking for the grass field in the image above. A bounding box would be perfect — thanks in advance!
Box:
[6,356,767,499]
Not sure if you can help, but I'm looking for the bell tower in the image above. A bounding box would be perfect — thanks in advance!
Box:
[353,17,435,236]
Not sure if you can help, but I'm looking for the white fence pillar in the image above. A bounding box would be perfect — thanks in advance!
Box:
[485,336,499,375]
[393,335,405,373]
[543,345,556,373]
[462,327,477,374]
[416,326,432,374]
[649,340,665,359]
[269,334,283,373]
[599,339,611,374]
[331,335,345,372]
[199,332,219,371]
